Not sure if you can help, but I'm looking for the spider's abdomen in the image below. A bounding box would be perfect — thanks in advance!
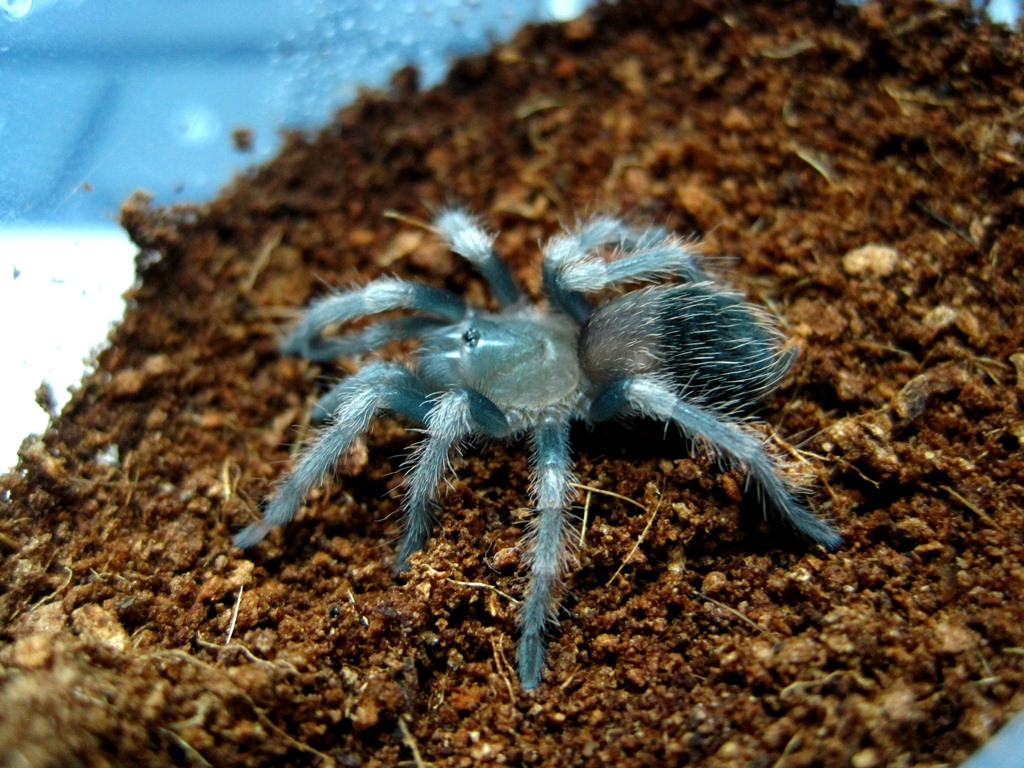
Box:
[579,284,795,411]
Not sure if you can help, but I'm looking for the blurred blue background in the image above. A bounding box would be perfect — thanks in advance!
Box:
[1,0,588,226]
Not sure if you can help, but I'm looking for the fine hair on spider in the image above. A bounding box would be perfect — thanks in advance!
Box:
[234,206,841,690]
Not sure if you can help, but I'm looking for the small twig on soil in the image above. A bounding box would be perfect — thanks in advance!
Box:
[605,489,662,588]
[398,714,430,768]
[941,484,1004,532]
[224,585,243,645]
[692,590,768,636]
[773,733,804,767]
[578,487,593,547]
[384,209,435,233]
[838,457,881,489]
[884,82,955,108]
[220,459,238,500]
[514,96,563,120]
[789,143,834,185]
[159,727,213,768]
[570,482,662,587]
[39,564,74,605]
[571,483,650,514]
[913,200,978,250]
[447,578,520,605]
[770,432,840,504]
[243,229,283,293]
[974,649,1000,686]
[966,353,1010,385]
[0,530,21,555]
[779,670,844,698]
[150,649,329,763]
[348,589,370,627]
[195,632,299,675]
[759,39,816,59]
[490,636,517,704]
[558,665,581,692]
[120,469,138,511]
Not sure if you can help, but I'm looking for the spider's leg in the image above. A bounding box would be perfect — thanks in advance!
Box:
[541,217,654,322]
[518,413,576,690]
[308,319,455,423]
[434,207,522,308]
[305,316,450,370]
[541,217,707,323]
[395,388,510,571]
[574,216,669,251]
[541,237,595,323]
[552,237,709,295]
[591,376,841,550]
[233,363,432,549]
[284,278,468,361]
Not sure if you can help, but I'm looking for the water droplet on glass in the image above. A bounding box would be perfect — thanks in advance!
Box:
[1,0,32,21]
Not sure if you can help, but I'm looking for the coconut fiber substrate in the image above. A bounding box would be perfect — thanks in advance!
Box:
[2,1,1023,766]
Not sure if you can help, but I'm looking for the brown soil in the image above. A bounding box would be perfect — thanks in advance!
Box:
[2,2,1023,766]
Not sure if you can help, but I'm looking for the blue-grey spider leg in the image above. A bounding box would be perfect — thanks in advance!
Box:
[541,261,594,325]
[518,414,576,690]
[283,277,468,361]
[541,218,708,323]
[304,316,451,373]
[591,376,842,550]
[571,215,669,252]
[307,319,453,424]
[233,363,432,550]
[541,217,660,323]
[434,207,522,308]
[394,388,511,571]
[553,239,709,295]
[541,235,598,324]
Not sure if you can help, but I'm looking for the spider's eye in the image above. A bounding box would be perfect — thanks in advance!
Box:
[462,327,480,348]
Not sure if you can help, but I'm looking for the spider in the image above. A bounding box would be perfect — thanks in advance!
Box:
[234,207,841,690]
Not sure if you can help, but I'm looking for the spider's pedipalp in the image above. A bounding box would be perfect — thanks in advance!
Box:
[233,363,431,549]
[434,207,522,307]
[603,376,841,550]
[518,414,576,690]
[283,278,467,361]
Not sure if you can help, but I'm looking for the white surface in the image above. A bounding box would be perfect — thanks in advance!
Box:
[0,227,137,469]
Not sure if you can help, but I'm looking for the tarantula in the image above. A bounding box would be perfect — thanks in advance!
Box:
[234,208,841,689]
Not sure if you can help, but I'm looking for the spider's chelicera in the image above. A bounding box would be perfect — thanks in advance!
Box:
[234,208,841,689]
